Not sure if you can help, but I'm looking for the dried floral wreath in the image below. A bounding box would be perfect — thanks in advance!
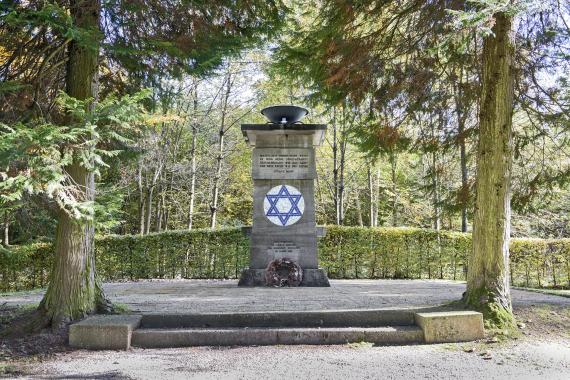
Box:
[265,257,303,287]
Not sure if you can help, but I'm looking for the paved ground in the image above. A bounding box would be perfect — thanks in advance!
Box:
[3,279,569,313]
[2,280,570,379]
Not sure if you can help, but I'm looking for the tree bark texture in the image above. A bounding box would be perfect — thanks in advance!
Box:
[465,11,515,328]
[38,0,112,329]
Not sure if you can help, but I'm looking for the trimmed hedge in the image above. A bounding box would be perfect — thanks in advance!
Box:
[0,242,52,291]
[1,226,569,292]
[95,228,249,281]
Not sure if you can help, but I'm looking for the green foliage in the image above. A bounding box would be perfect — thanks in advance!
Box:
[0,242,52,291]
[0,90,149,221]
[321,226,473,280]
[1,226,568,292]
[102,0,287,79]
[93,228,250,281]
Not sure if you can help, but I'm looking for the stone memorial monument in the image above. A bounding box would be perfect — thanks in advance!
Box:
[238,105,330,287]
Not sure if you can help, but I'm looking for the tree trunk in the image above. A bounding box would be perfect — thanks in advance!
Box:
[456,65,469,233]
[375,166,380,226]
[355,192,364,227]
[36,0,112,329]
[431,118,443,279]
[162,179,170,231]
[188,86,198,230]
[2,223,7,246]
[431,117,441,232]
[338,108,347,225]
[144,162,163,234]
[156,189,162,232]
[137,162,145,235]
[210,128,224,229]
[459,129,468,232]
[367,165,374,227]
[338,127,347,225]
[145,186,154,235]
[432,151,441,225]
[210,74,231,229]
[464,11,515,329]
[390,152,398,226]
[332,107,340,225]
[2,212,8,246]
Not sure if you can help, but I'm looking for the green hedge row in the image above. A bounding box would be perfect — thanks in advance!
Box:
[320,227,570,289]
[1,226,569,292]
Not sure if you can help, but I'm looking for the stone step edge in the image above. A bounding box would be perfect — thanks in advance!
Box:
[139,309,417,328]
[131,326,424,347]
[69,311,484,350]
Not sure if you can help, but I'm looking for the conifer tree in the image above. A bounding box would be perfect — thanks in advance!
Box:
[1,0,284,331]
[271,0,569,327]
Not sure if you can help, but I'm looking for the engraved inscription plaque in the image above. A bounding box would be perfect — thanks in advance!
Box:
[252,148,316,179]
[269,241,302,262]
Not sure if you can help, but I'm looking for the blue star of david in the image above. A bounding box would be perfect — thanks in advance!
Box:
[265,185,303,226]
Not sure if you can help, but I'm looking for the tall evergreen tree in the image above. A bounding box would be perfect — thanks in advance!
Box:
[464,8,516,328]
[1,0,284,330]
[271,0,569,327]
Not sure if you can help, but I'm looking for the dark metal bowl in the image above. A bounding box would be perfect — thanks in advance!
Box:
[261,105,308,124]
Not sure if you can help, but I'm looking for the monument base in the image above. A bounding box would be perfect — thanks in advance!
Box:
[238,268,330,287]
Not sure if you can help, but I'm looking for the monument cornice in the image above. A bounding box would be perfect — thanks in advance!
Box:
[241,123,326,130]
[241,124,326,147]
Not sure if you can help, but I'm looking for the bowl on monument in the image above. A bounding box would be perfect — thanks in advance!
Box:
[261,105,308,124]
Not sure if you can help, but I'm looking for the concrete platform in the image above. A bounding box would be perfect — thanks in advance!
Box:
[69,314,142,350]
[415,311,484,343]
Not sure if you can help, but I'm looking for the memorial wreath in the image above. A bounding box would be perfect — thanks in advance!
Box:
[265,257,303,287]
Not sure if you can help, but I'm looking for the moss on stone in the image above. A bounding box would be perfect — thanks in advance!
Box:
[463,287,517,332]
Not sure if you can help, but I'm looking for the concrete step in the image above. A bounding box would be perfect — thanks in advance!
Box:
[139,309,415,329]
[131,326,424,347]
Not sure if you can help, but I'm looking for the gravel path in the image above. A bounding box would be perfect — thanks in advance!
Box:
[29,340,570,379]
[3,279,569,313]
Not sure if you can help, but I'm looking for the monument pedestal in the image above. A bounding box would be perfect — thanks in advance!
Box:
[238,268,330,287]
[238,121,330,287]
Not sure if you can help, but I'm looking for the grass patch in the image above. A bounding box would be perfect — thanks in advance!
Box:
[112,303,131,314]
